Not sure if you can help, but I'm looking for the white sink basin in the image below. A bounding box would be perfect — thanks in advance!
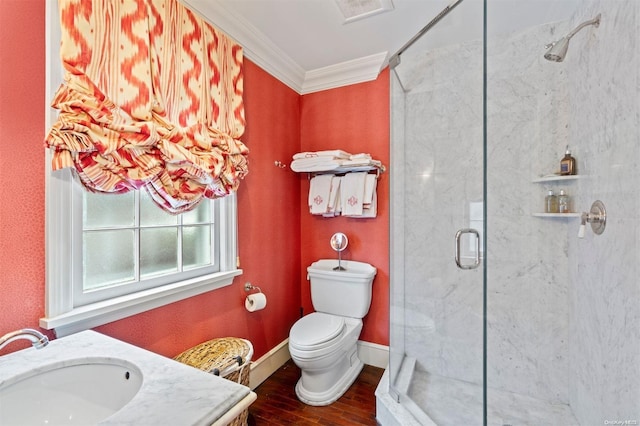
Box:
[0,358,142,425]
[0,331,254,425]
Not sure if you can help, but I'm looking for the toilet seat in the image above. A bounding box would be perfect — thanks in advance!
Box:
[290,313,345,351]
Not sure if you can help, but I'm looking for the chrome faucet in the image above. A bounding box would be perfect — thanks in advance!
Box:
[0,328,49,351]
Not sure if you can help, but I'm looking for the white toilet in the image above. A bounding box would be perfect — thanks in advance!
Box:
[289,259,377,406]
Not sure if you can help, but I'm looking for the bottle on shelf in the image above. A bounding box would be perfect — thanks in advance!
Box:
[560,146,577,175]
[545,189,558,213]
[558,189,571,213]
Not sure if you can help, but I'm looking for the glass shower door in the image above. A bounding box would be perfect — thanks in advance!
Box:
[389,0,486,423]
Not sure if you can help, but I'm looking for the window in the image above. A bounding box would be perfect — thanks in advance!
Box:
[77,190,221,306]
[41,166,241,337]
[40,3,241,337]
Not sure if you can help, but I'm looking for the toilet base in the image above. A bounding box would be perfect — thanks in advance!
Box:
[294,348,364,406]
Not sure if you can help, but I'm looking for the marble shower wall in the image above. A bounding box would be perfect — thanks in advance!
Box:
[485,22,574,403]
[565,0,640,422]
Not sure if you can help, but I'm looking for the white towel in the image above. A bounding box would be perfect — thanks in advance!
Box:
[358,191,377,218]
[308,174,334,214]
[323,176,342,217]
[340,159,383,168]
[343,174,377,218]
[349,153,372,160]
[363,174,377,208]
[291,158,344,172]
[340,172,367,216]
[293,150,351,160]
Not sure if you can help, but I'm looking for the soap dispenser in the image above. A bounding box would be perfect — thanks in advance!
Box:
[560,146,576,175]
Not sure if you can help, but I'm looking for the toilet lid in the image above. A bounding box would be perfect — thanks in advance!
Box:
[290,313,345,350]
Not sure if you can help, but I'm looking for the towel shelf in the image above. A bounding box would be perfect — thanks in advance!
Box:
[299,164,386,179]
[292,152,385,218]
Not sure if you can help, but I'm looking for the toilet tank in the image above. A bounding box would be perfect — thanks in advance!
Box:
[307,259,377,318]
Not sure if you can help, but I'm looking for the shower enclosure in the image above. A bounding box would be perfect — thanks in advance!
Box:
[381,0,640,425]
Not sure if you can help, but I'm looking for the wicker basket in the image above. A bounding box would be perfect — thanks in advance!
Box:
[174,337,253,426]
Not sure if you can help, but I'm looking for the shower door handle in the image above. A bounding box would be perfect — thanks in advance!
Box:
[455,228,481,270]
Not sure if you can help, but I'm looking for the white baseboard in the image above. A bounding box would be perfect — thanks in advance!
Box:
[249,339,389,389]
[358,341,389,369]
[249,338,291,389]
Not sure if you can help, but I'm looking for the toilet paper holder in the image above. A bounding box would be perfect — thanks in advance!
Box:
[244,282,262,294]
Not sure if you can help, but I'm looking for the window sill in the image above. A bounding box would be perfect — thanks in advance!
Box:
[40,269,243,337]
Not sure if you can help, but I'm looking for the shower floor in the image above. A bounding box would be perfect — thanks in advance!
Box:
[409,369,579,426]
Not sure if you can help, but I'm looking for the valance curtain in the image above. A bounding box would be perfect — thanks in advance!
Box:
[45,0,248,214]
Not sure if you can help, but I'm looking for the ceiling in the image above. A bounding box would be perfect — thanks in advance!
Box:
[183,0,580,94]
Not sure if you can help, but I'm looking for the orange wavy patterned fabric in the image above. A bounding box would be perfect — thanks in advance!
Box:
[45,0,248,213]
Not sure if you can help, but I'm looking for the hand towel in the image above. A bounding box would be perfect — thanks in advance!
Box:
[323,176,342,217]
[308,174,334,214]
[358,191,377,218]
[363,174,377,208]
[344,174,377,218]
[340,172,367,216]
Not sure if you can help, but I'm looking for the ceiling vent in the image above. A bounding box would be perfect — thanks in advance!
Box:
[334,0,394,24]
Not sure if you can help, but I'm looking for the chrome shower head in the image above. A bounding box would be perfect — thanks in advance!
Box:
[544,37,570,62]
[544,13,601,62]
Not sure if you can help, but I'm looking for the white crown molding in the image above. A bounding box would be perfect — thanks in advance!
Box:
[301,51,388,94]
[183,0,385,94]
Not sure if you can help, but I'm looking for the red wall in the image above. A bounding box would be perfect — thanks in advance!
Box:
[0,0,389,358]
[0,0,47,351]
[94,60,303,358]
[299,71,390,345]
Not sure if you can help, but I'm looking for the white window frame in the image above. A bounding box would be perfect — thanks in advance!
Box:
[40,2,242,337]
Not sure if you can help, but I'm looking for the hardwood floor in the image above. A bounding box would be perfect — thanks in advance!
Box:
[248,360,384,425]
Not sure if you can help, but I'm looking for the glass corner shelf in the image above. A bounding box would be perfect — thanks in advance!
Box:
[532,212,581,218]
[532,174,582,183]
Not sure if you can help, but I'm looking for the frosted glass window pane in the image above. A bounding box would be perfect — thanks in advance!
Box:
[84,192,134,228]
[140,228,178,278]
[84,230,135,290]
[183,200,211,224]
[183,225,212,269]
[140,191,177,227]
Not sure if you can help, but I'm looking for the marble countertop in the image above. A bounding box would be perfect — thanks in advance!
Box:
[0,330,255,425]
